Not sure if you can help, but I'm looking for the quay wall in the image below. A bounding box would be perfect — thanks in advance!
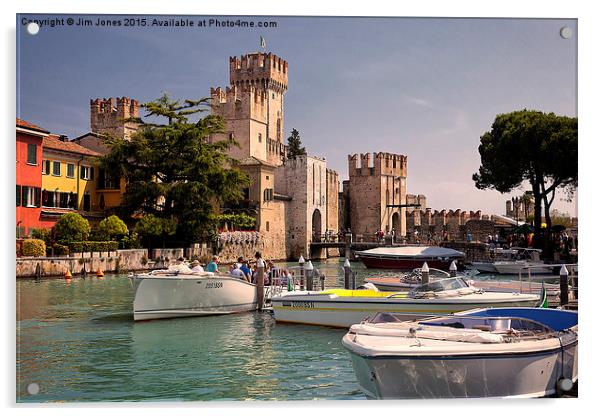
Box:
[16,249,151,278]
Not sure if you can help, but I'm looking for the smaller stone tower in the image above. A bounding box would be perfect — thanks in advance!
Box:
[346,152,408,237]
[90,97,140,139]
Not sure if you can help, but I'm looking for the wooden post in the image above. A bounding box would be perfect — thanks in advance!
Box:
[559,264,568,306]
[449,260,457,277]
[306,261,314,291]
[344,233,352,261]
[320,273,325,291]
[343,258,351,289]
[421,262,430,285]
[256,259,265,311]
[299,255,305,290]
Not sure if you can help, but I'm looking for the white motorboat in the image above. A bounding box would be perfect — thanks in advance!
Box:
[130,270,285,321]
[271,277,543,328]
[342,307,578,399]
[492,248,553,275]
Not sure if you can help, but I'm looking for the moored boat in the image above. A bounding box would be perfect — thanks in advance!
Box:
[130,270,285,321]
[342,307,578,399]
[355,246,465,270]
[271,277,542,328]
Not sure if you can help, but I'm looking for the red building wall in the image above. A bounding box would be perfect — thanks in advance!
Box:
[16,130,43,235]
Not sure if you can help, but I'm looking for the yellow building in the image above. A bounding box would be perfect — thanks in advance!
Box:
[39,134,104,228]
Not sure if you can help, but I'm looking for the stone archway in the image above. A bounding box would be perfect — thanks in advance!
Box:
[312,209,322,242]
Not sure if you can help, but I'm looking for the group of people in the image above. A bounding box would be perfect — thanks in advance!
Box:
[168,251,294,286]
[375,228,397,244]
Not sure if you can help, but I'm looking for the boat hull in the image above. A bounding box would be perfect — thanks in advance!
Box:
[345,336,577,399]
[272,294,541,328]
[469,262,498,273]
[493,261,553,275]
[131,274,259,321]
[357,256,458,270]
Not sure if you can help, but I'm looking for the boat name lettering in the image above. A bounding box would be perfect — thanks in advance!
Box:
[291,301,314,308]
[205,282,224,289]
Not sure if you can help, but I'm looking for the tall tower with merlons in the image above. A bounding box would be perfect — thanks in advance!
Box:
[210,52,289,165]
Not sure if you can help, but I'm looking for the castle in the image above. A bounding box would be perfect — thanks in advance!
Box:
[208,52,339,260]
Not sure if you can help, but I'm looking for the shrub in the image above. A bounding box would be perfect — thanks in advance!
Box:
[52,244,69,256]
[68,241,119,253]
[99,215,128,240]
[22,239,46,257]
[55,213,90,244]
[31,228,52,245]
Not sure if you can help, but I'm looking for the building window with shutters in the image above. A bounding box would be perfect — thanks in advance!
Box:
[52,161,61,176]
[22,186,40,208]
[41,160,50,175]
[27,144,37,165]
[16,185,21,206]
[66,163,75,178]
[80,165,93,180]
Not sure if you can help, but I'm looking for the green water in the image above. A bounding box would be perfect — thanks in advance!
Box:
[16,258,543,402]
[16,258,370,402]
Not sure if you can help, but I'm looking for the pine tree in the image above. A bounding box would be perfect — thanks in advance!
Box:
[102,93,250,244]
[287,128,306,159]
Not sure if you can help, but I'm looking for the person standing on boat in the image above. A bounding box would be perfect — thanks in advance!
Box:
[206,255,219,273]
[229,263,247,280]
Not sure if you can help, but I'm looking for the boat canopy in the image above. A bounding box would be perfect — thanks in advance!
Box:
[357,246,465,258]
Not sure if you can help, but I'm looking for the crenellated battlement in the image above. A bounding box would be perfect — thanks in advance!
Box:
[210,84,268,122]
[406,208,484,228]
[90,96,139,139]
[229,52,288,92]
[348,152,407,177]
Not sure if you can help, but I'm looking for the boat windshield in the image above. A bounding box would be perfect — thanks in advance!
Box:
[411,277,469,293]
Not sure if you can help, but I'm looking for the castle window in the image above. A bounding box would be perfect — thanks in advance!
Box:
[41,160,50,175]
[393,159,396,169]
[66,163,75,178]
[386,159,389,168]
[258,133,262,143]
[266,221,270,232]
[272,93,275,99]
[266,175,269,180]
[27,144,37,165]
[52,161,61,176]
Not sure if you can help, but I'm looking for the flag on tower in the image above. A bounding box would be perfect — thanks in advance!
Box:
[260,36,266,50]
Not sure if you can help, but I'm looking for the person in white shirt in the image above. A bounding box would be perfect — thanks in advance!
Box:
[168,257,192,274]
[229,264,245,280]
[190,260,204,273]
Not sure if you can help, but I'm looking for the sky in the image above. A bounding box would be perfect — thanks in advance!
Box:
[16,15,577,217]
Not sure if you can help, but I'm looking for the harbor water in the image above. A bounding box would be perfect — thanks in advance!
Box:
[16,258,557,402]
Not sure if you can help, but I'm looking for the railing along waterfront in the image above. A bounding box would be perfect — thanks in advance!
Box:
[518,263,578,307]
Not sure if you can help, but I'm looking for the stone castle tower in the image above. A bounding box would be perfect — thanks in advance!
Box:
[210,52,288,165]
[343,152,408,237]
[90,97,140,140]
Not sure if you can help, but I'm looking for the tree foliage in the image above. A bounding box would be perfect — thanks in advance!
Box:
[98,215,128,240]
[102,94,250,243]
[287,128,306,159]
[473,110,577,255]
[215,213,256,230]
[134,214,176,239]
[54,213,90,244]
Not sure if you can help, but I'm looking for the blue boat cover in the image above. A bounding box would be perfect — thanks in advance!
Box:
[462,308,577,331]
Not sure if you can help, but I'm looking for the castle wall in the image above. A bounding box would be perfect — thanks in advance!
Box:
[90,97,139,139]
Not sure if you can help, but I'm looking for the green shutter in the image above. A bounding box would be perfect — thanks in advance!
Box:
[90,167,94,181]
[34,187,41,207]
